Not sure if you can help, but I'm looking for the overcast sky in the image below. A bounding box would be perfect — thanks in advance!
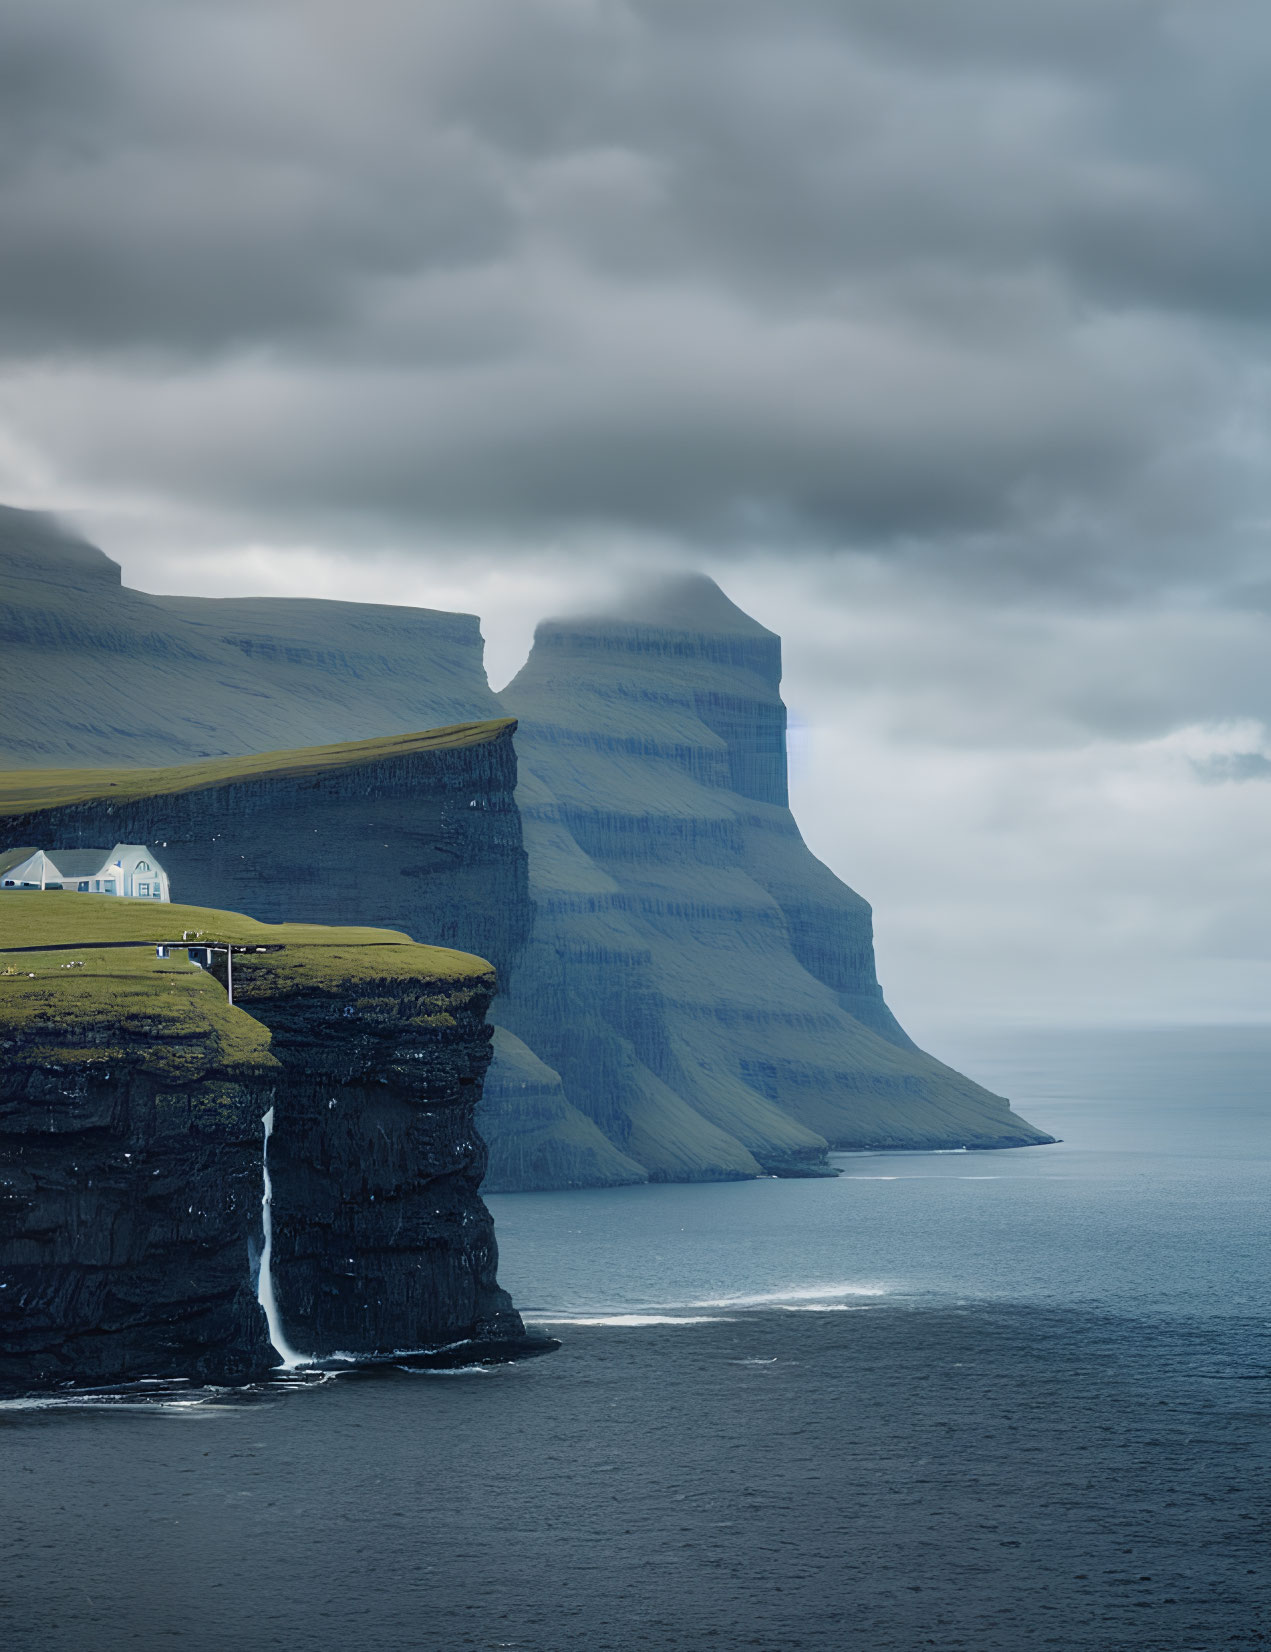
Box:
[3,0,1270,1032]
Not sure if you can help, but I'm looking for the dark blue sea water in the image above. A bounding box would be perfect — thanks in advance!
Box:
[488,1026,1271,1326]
[2,1027,1268,1652]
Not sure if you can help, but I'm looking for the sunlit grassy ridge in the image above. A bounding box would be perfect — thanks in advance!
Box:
[0,720,514,813]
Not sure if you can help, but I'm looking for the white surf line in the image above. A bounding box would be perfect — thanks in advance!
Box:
[259,1108,309,1370]
[530,1313,735,1327]
[689,1283,891,1308]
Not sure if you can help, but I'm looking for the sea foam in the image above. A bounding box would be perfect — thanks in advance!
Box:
[534,1313,734,1327]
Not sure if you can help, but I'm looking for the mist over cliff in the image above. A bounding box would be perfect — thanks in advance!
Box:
[0,507,1052,1189]
[0,505,498,764]
[484,577,1050,1185]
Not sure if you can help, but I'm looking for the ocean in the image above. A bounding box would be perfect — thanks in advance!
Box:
[2,1027,1268,1651]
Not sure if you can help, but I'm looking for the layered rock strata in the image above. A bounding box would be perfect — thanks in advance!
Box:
[0,893,531,1394]
[1,507,1052,1187]
[480,1026,647,1193]
[492,577,1053,1177]
[0,505,501,767]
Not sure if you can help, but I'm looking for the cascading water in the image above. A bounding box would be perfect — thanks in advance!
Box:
[258,1107,307,1369]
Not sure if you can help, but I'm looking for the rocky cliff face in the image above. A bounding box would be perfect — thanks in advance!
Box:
[0,505,499,767]
[226,947,521,1359]
[0,894,533,1395]
[480,1026,647,1193]
[1,508,1052,1190]
[492,576,1053,1176]
[0,916,277,1394]
[0,723,531,985]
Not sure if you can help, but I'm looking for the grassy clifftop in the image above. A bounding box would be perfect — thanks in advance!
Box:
[0,888,520,1392]
[0,932,274,1077]
[0,720,515,814]
[0,892,496,1065]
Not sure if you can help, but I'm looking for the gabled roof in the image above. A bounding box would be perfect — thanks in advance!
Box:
[0,844,162,882]
[50,849,116,877]
[0,845,37,878]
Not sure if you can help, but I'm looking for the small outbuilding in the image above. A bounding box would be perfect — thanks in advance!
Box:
[0,843,172,901]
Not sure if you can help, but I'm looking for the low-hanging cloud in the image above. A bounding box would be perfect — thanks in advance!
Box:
[1,0,1269,600]
[3,0,1271,1026]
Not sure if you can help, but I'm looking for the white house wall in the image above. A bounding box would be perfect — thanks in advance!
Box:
[1,844,171,899]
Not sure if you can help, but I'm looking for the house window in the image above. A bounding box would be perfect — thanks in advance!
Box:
[78,882,89,892]
[94,880,101,891]
[152,887,162,899]
[104,880,116,894]
[137,881,150,897]
[137,860,151,872]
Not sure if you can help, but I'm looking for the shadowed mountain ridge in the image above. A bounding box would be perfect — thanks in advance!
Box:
[487,576,1052,1179]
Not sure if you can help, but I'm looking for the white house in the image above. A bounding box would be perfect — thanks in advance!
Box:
[0,843,172,901]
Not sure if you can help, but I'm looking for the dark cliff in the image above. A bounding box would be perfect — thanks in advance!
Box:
[492,576,1053,1177]
[0,900,277,1394]
[0,716,631,1191]
[0,722,531,983]
[224,942,520,1360]
[0,894,531,1395]
[1,508,1052,1190]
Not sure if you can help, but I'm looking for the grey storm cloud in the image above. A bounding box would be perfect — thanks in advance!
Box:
[4,1,1270,1026]
[2,0,1271,594]
[1194,751,1271,784]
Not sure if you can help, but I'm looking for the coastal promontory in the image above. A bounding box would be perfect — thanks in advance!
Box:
[1,506,1054,1192]
[0,892,532,1395]
[488,577,1053,1179]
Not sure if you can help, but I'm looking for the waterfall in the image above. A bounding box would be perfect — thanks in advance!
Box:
[258,1107,307,1369]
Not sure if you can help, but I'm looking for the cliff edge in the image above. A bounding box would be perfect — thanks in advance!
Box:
[490,575,1053,1176]
[0,504,500,766]
[1,509,1053,1190]
[0,892,530,1395]
[0,720,531,982]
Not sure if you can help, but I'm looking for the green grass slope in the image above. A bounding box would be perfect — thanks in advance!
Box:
[0,931,273,1077]
[0,721,515,815]
[0,891,493,1000]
